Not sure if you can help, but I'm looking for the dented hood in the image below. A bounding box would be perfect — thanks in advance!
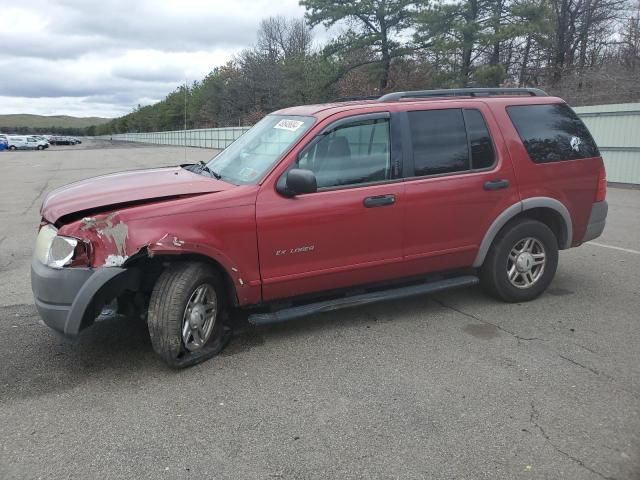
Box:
[42,166,233,223]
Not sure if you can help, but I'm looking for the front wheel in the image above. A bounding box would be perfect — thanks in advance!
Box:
[9,146,16,150]
[480,219,559,302]
[147,262,231,368]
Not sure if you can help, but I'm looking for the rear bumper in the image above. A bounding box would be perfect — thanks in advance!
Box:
[582,200,608,243]
[31,259,138,337]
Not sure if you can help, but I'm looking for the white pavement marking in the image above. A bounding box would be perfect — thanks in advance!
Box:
[586,242,640,255]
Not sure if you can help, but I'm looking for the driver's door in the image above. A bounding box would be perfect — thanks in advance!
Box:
[256,113,406,301]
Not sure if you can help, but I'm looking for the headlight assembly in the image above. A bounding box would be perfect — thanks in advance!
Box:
[48,236,79,268]
[34,224,91,269]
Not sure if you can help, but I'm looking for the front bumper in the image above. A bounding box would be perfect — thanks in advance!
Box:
[31,258,138,337]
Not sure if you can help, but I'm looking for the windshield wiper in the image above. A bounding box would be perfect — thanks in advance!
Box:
[182,162,221,179]
[198,161,222,179]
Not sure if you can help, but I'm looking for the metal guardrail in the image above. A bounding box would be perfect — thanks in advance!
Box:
[104,127,250,150]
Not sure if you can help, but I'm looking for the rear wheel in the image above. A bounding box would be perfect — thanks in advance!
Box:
[480,219,558,302]
[147,262,231,368]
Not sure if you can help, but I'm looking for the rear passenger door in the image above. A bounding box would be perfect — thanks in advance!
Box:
[400,104,521,275]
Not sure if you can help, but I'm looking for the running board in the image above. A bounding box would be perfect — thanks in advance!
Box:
[248,275,479,326]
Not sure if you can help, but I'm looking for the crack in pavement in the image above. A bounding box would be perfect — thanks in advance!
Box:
[433,299,640,404]
[559,355,640,401]
[529,402,617,480]
[574,343,598,354]
[560,354,601,375]
[432,298,542,344]
[433,299,640,402]
[22,161,61,216]
[23,178,52,216]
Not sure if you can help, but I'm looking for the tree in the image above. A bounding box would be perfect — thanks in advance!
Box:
[300,0,416,91]
[548,0,626,83]
[414,0,502,86]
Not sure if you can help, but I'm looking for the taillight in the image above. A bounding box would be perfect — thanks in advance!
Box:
[596,163,607,202]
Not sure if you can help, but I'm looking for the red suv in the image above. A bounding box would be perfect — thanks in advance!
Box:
[31,88,608,367]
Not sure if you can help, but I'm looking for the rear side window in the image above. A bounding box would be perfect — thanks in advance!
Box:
[408,108,496,177]
[507,104,599,163]
[464,109,495,169]
[409,109,469,176]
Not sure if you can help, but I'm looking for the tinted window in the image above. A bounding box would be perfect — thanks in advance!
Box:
[507,104,599,163]
[298,119,391,189]
[408,109,469,176]
[464,109,495,169]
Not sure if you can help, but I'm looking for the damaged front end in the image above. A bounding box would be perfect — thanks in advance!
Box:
[79,211,131,267]
[31,207,230,338]
[31,211,145,337]
[30,165,247,339]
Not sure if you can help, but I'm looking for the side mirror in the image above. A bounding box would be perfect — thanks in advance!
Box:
[277,168,317,197]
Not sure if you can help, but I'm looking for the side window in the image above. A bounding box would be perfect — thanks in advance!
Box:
[298,118,391,189]
[463,109,495,169]
[408,109,469,176]
[507,103,599,163]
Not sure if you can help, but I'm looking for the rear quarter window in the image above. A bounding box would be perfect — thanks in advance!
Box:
[507,103,599,163]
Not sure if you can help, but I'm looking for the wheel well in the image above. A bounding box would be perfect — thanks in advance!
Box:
[125,252,239,308]
[516,207,567,248]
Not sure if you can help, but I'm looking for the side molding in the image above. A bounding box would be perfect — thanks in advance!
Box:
[472,197,573,268]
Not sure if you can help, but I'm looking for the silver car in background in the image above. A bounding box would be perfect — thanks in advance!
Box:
[7,135,49,150]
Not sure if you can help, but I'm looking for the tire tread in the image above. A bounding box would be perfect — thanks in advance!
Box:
[147,262,223,367]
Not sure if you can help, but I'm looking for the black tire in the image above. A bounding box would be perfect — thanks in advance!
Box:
[37,145,44,150]
[147,262,231,368]
[9,146,16,150]
[480,219,558,303]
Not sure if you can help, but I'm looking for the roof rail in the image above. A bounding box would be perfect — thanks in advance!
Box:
[378,88,547,102]
[333,95,380,102]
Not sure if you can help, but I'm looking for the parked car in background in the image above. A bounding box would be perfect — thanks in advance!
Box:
[30,136,50,148]
[49,136,74,145]
[31,88,607,368]
[7,135,48,150]
[0,134,7,151]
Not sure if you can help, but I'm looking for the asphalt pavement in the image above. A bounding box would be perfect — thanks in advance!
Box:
[0,139,638,479]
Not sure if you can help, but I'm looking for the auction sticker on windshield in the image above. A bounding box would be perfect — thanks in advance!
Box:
[274,119,305,131]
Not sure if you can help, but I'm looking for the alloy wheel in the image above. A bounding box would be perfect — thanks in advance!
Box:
[507,237,546,289]
[181,284,218,352]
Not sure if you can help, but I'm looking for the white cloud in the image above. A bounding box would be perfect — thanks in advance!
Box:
[0,0,309,117]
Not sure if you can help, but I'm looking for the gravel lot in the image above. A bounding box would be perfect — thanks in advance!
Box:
[0,139,638,480]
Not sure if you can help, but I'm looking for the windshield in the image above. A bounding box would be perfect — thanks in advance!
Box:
[206,115,315,184]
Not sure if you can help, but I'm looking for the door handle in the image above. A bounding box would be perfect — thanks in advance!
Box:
[484,179,510,191]
[363,194,396,208]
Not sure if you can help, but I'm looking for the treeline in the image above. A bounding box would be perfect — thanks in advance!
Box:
[3,126,87,136]
[94,0,640,135]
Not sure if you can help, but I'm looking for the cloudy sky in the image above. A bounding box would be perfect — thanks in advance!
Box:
[0,0,314,118]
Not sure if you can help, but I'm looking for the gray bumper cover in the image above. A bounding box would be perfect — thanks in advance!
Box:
[31,259,137,337]
[582,200,608,243]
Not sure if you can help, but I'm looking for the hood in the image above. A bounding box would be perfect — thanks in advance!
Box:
[42,166,233,223]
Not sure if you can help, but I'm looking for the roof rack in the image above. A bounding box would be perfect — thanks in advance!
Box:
[333,95,381,102]
[377,88,547,102]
